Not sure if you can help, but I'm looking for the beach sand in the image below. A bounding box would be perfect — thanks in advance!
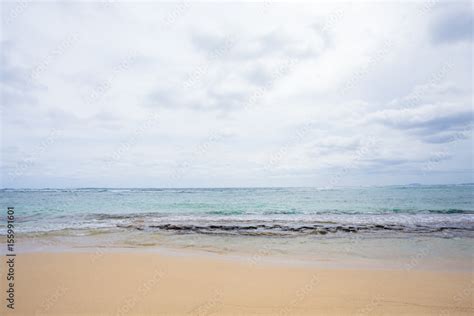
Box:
[0,251,472,315]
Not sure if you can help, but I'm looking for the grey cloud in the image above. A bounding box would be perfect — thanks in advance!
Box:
[420,127,472,144]
[1,85,37,109]
[206,90,248,111]
[244,64,274,87]
[200,27,325,61]
[1,42,39,107]
[0,61,28,89]
[361,158,416,167]
[146,88,177,108]
[146,86,247,112]
[190,31,232,55]
[308,138,362,157]
[431,6,473,44]
[370,104,473,144]
[401,111,472,133]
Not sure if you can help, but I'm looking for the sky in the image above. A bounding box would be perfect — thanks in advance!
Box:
[0,1,473,188]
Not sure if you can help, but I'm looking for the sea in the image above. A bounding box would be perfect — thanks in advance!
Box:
[1,185,473,268]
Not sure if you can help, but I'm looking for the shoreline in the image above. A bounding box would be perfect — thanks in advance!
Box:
[1,249,473,315]
[7,233,473,272]
[5,244,474,273]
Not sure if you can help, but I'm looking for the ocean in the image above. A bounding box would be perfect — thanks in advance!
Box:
[1,185,473,267]
[1,185,473,235]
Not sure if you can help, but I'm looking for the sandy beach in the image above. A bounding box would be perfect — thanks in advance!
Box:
[1,251,472,315]
[2,0,473,314]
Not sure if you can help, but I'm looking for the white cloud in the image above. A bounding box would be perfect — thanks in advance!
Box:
[1,1,472,188]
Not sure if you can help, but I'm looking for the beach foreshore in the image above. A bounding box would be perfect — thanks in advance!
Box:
[0,251,472,315]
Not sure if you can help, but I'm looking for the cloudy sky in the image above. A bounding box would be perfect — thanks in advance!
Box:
[1,1,472,188]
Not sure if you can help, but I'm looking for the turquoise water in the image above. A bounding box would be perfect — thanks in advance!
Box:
[0,185,473,237]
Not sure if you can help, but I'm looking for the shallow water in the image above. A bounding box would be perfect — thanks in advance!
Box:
[0,185,473,268]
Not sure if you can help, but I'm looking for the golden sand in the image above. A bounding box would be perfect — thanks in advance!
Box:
[0,252,472,315]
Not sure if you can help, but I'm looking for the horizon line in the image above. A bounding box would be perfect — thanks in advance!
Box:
[1,183,473,190]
